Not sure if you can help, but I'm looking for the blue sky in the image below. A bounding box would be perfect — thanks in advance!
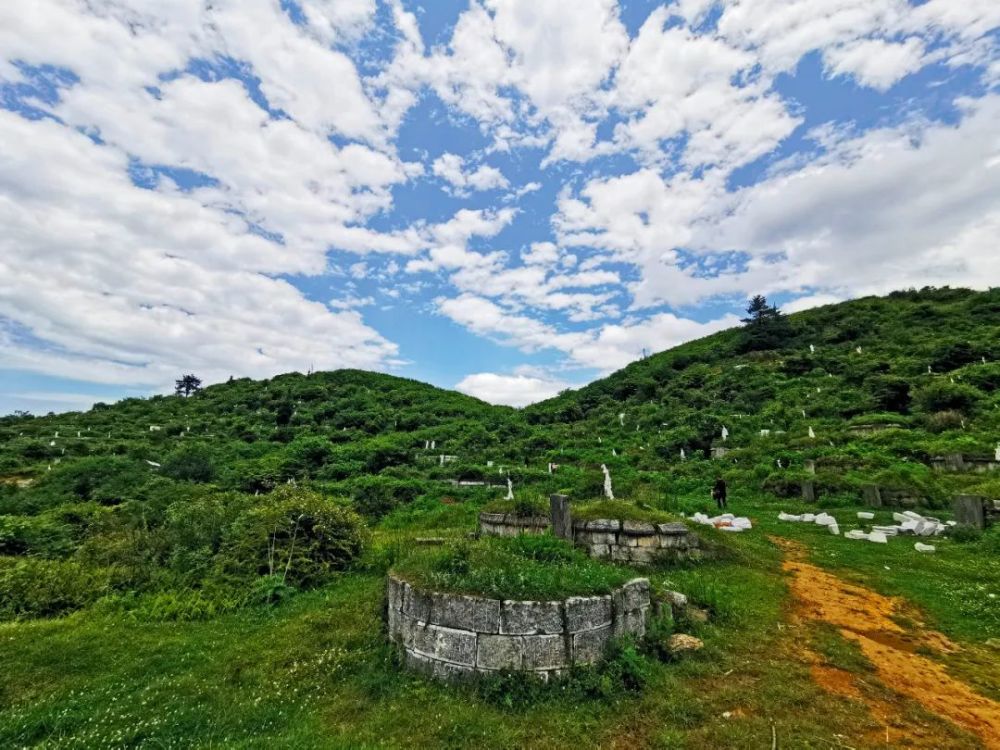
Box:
[1,0,998,413]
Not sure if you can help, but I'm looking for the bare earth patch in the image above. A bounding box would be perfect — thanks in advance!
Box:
[774,537,1000,749]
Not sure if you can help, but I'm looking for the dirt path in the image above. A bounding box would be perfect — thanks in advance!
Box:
[773,536,1000,749]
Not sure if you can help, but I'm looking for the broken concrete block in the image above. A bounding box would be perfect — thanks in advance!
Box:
[868,531,888,544]
[857,512,875,520]
[914,542,936,553]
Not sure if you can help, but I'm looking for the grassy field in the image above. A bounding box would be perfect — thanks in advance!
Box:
[2,493,997,749]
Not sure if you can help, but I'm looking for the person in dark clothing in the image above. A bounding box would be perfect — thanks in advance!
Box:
[711,477,728,510]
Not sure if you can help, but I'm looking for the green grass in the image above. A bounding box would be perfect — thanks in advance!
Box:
[480,497,549,517]
[2,497,993,748]
[571,500,681,525]
[389,535,630,600]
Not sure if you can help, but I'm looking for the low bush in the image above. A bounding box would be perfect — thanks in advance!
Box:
[216,486,367,589]
[948,524,983,543]
[0,557,111,618]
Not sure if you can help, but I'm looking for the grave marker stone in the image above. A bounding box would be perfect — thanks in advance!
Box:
[550,494,572,541]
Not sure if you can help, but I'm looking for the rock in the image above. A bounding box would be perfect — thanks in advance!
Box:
[914,542,936,553]
[686,606,710,624]
[857,512,875,520]
[667,634,704,655]
[845,530,868,540]
[828,522,840,535]
[868,531,888,544]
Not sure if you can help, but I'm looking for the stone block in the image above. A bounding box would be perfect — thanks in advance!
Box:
[423,624,478,666]
[387,576,404,613]
[584,531,617,545]
[404,649,436,676]
[953,495,986,529]
[386,602,400,637]
[614,606,648,638]
[588,543,611,559]
[402,582,432,621]
[635,534,660,548]
[622,520,656,535]
[656,522,689,536]
[565,595,612,632]
[583,519,620,532]
[477,634,523,670]
[610,545,632,563]
[432,659,477,683]
[479,513,505,524]
[621,579,650,610]
[550,494,573,541]
[572,624,612,664]
[396,613,427,650]
[432,593,500,633]
[521,634,567,670]
[501,600,564,635]
[623,536,639,547]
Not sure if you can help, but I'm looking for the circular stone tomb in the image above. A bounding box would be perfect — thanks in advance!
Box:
[385,575,651,682]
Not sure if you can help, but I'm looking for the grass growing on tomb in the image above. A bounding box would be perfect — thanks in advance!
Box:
[480,496,549,517]
[571,499,682,524]
[390,534,631,600]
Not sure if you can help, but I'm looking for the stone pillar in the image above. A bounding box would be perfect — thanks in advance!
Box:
[862,484,882,508]
[801,480,816,503]
[945,453,965,471]
[804,459,816,475]
[953,495,985,529]
[550,494,572,541]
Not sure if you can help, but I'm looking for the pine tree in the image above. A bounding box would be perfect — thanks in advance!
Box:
[174,374,203,397]
[739,295,791,352]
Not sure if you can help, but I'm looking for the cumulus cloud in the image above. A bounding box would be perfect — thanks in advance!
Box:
[1,0,998,407]
[0,108,399,389]
[432,152,509,193]
[455,371,571,407]
[436,294,738,373]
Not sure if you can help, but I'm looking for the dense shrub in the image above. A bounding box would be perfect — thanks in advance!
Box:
[913,381,981,414]
[0,557,111,618]
[348,475,423,518]
[161,447,217,483]
[216,486,366,588]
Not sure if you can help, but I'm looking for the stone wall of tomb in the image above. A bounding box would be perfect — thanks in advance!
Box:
[478,512,550,536]
[385,575,651,682]
[478,512,701,565]
[572,519,701,566]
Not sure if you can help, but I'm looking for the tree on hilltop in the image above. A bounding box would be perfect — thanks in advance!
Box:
[739,295,792,352]
[174,374,203,397]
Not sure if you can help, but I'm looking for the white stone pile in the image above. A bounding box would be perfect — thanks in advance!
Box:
[690,512,753,532]
[778,508,955,546]
[777,511,839,535]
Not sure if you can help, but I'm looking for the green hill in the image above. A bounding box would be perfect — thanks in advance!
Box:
[1,288,999,748]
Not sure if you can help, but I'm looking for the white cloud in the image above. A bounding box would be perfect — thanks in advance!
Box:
[455,371,570,406]
[699,95,1000,297]
[824,37,925,91]
[782,293,846,314]
[437,293,738,373]
[432,152,509,193]
[0,110,399,389]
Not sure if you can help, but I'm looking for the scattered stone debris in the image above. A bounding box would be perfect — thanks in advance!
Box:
[780,509,951,544]
[690,512,752,532]
[667,633,704,655]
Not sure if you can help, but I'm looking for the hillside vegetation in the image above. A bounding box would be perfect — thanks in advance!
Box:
[1,287,999,748]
